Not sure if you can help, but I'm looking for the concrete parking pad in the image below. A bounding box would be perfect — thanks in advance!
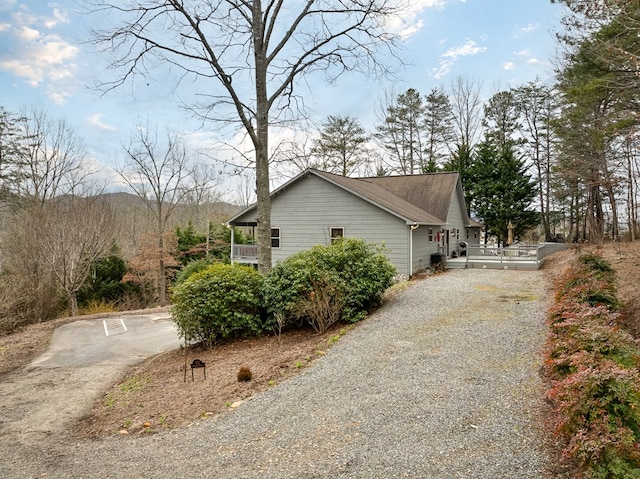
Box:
[28,313,182,369]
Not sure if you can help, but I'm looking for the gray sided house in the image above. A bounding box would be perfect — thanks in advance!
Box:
[227,169,481,277]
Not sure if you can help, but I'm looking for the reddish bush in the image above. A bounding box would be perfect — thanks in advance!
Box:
[544,253,640,478]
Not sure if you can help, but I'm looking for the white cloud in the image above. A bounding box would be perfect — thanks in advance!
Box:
[527,58,545,66]
[503,62,515,71]
[43,8,70,29]
[0,5,79,103]
[18,26,39,40]
[389,0,450,39]
[87,114,118,132]
[442,40,486,59]
[0,36,78,86]
[0,0,16,11]
[514,23,538,38]
[515,49,530,57]
[430,39,487,79]
[47,87,73,106]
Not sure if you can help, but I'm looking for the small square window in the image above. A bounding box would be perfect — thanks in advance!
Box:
[330,227,344,244]
[271,227,280,248]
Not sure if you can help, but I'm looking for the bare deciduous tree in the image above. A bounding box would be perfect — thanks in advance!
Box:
[0,105,27,203]
[513,81,560,241]
[90,0,402,272]
[117,125,191,305]
[18,106,92,204]
[448,75,485,152]
[32,196,117,316]
[181,161,223,256]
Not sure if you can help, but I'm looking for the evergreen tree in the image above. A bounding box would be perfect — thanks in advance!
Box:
[375,88,425,175]
[483,90,521,150]
[311,115,369,176]
[443,143,475,214]
[471,139,538,245]
[175,221,207,265]
[423,87,454,173]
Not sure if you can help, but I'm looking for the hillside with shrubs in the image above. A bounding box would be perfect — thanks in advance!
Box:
[544,246,640,479]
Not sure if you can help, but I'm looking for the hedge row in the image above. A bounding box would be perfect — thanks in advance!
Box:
[545,253,640,479]
[171,238,396,346]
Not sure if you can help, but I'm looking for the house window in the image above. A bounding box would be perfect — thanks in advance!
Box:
[456,228,460,240]
[428,227,433,242]
[330,227,344,244]
[466,229,469,240]
[271,227,280,248]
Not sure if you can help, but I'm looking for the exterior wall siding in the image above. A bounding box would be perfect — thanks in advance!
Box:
[268,174,411,275]
[444,185,469,256]
[411,226,441,271]
[230,173,478,275]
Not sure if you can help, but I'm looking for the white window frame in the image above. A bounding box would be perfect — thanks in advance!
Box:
[428,227,433,242]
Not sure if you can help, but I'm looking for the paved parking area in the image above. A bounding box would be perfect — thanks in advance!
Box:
[28,312,182,369]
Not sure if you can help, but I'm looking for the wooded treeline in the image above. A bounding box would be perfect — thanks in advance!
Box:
[276,1,640,247]
[2,1,640,329]
[0,106,238,330]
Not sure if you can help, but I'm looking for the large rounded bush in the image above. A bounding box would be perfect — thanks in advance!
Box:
[262,238,396,330]
[171,263,269,347]
[174,258,214,286]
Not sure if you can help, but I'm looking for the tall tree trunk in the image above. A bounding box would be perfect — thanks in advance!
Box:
[157,213,166,305]
[604,182,619,240]
[587,181,605,246]
[534,141,551,240]
[631,153,638,241]
[68,291,78,317]
[253,2,272,274]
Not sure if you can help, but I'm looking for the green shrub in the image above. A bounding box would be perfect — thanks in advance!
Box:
[262,238,396,329]
[578,253,616,281]
[545,253,640,478]
[171,264,269,347]
[556,254,620,311]
[78,252,136,307]
[549,361,640,478]
[174,258,214,286]
[291,275,345,333]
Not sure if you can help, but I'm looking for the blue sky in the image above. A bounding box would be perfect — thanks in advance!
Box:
[0,0,566,193]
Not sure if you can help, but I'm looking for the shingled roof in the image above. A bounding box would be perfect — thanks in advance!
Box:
[314,170,461,224]
[229,168,473,227]
[311,170,445,225]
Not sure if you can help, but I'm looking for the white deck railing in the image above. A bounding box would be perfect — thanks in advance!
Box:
[232,244,258,259]
[465,243,566,265]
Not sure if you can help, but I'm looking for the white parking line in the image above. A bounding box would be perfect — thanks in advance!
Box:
[103,318,127,336]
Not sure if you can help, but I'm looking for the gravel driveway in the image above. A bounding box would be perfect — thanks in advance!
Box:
[1,269,554,478]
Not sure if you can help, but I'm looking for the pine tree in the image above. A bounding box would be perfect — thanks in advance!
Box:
[423,87,454,173]
[311,115,369,176]
[375,88,425,175]
[443,143,475,215]
[471,139,538,245]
